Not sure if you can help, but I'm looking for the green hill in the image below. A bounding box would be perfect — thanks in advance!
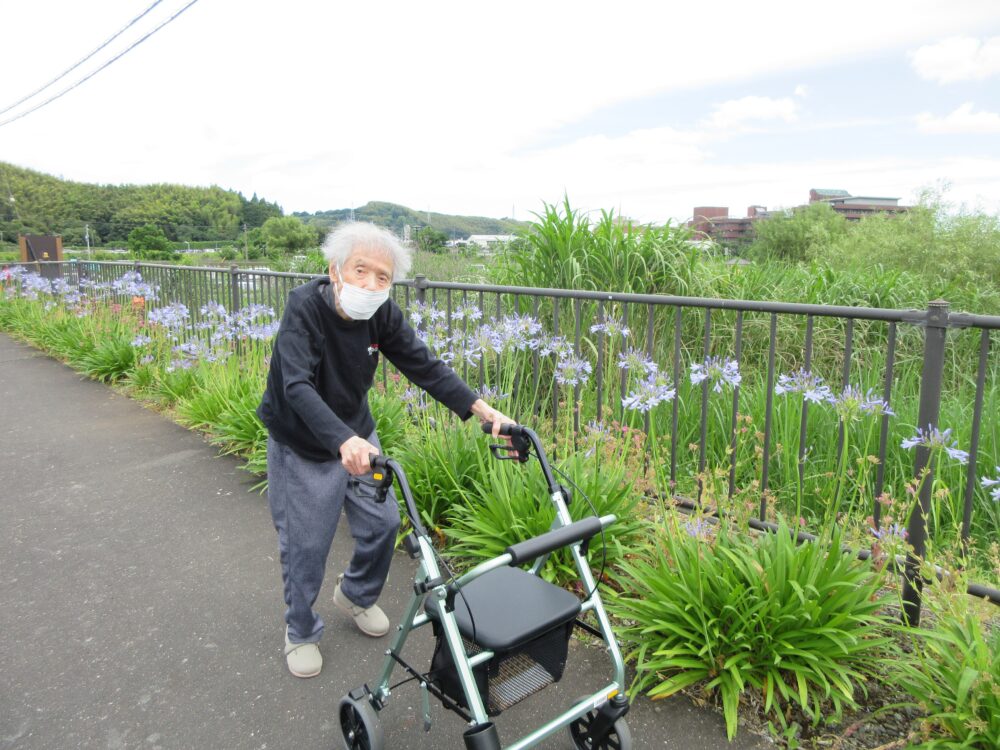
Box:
[0,161,282,246]
[0,161,527,248]
[294,201,527,238]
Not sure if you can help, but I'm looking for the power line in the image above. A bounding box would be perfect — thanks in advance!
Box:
[0,0,167,118]
[0,0,201,129]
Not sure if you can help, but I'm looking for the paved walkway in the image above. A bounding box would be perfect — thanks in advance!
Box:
[0,332,770,750]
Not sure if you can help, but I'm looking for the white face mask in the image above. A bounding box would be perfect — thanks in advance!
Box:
[334,269,390,320]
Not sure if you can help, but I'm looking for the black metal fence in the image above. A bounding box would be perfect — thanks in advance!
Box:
[11,259,1000,623]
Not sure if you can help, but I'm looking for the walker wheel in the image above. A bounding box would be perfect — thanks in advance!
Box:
[338,693,384,750]
[568,697,632,750]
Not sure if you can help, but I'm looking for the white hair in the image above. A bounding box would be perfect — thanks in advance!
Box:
[322,222,412,281]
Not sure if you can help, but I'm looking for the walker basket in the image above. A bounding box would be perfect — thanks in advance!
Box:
[430,619,574,716]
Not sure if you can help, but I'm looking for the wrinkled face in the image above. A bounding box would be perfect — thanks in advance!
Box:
[329,248,394,293]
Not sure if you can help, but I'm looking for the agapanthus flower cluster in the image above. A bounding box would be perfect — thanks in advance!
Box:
[0,266,28,283]
[617,347,658,377]
[774,369,834,404]
[690,356,741,393]
[451,302,483,323]
[622,372,675,413]
[408,301,446,330]
[230,303,279,341]
[590,318,631,339]
[828,385,895,422]
[110,271,157,300]
[900,426,970,464]
[538,334,573,361]
[870,522,908,541]
[147,302,191,332]
[401,387,429,412]
[981,467,1000,502]
[498,313,543,351]
[554,353,592,387]
[19,272,55,300]
[478,385,509,403]
[683,517,713,540]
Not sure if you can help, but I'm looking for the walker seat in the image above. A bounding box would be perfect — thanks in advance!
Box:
[425,566,582,715]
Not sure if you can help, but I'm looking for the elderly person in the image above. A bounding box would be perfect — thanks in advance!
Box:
[257,222,514,678]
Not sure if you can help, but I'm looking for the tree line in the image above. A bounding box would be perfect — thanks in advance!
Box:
[294,201,526,238]
[0,161,283,246]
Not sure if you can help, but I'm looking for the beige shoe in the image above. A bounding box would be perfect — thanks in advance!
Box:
[333,575,390,637]
[284,627,322,678]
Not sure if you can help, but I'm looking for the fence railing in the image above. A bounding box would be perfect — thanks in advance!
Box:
[11,259,1000,624]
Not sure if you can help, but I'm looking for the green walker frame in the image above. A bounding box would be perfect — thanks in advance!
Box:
[338,423,631,750]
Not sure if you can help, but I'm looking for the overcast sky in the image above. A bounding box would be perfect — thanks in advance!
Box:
[2,0,999,224]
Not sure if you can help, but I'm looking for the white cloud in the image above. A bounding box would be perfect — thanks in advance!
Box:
[794,84,809,97]
[916,102,1000,134]
[702,96,799,130]
[909,36,1000,83]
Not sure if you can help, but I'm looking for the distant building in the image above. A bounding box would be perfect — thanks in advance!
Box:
[688,189,909,245]
[808,188,908,221]
[688,206,765,247]
[466,234,515,249]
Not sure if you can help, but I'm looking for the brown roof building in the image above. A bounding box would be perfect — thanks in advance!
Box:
[688,189,909,245]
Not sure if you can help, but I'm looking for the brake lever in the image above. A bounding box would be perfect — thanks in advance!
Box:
[355,464,395,503]
[490,433,530,463]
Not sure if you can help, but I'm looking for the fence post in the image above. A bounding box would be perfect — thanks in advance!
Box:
[414,273,428,305]
[229,263,241,312]
[901,299,949,626]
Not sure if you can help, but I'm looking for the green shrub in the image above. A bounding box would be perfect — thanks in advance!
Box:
[444,444,646,585]
[611,517,893,739]
[491,196,693,294]
[391,418,490,534]
[895,593,1000,749]
[76,335,136,382]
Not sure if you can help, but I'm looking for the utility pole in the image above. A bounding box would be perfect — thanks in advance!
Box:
[242,223,249,261]
[84,224,91,259]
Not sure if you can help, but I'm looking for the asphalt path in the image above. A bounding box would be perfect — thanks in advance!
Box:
[0,332,770,750]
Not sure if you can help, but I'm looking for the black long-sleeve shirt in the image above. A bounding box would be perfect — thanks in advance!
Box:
[257,277,478,461]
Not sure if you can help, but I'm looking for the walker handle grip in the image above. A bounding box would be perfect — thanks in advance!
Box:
[505,516,604,565]
[480,422,530,462]
[366,454,394,503]
[479,421,525,437]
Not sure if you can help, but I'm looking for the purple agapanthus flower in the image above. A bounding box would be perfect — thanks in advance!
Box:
[590,318,631,338]
[775,369,833,404]
[401,387,429,411]
[111,270,157,300]
[131,335,152,347]
[871,523,908,541]
[200,301,228,319]
[408,302,444,328]
[539,335,573,361]
[980,467,1000,502]
[690,355,741,393]
[622,373,675,413]
[683,518,712,540]
[901,426,970,464]
[617,347,658,376]
[478,385,510,402]
[148,302,190,331]
[554,354,592,387]
[451,302,483,323]
[828,385,895,421]
[500,314,543,352]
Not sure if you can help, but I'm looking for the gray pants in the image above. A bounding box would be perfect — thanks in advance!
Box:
[267,432,401,643]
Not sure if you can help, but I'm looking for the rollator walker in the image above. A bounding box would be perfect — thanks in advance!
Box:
[338,423,631,750]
